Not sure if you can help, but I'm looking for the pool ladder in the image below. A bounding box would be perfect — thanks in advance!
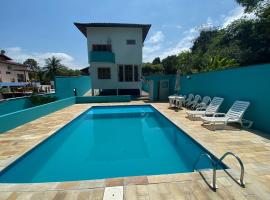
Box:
[193,152,245,191]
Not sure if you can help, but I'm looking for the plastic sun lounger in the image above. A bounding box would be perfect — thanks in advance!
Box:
[192,96,211,110]
[183,94,194,107]
[187,97,224,118]
[186,95,201,109]
[201,100,251,129]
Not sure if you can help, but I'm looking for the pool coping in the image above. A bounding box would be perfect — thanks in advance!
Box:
[0,102,235,192]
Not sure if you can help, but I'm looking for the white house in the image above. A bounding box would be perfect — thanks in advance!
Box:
[0,50,29,83]
[74,23,151,96]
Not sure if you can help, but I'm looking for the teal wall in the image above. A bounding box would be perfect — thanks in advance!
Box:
[55,76,91,99]
[76,95,131,103]
[0,97,33,116]
[0,97,76,133]
[89,51,115,63]
[144,75,177,101]
[0,76,91,116]
[145,64,270,133]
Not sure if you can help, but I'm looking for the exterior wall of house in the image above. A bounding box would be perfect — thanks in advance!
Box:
[86,27,143,92]
[0,62,29,82]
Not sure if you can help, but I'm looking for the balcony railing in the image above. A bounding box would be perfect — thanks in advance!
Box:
[89,51,115,63]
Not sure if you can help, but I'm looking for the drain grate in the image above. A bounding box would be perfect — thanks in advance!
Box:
[103,186,123,200]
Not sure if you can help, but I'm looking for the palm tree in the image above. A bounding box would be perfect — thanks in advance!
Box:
[44,56,63,80]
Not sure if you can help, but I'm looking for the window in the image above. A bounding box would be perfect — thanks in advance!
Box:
[0,77,2,82]
[17,74,25,82]
[11,78,15,82]
[97,68,111,79]
[126,39,136,45]
[118,64,140,82]
[134,65,139,82]
[124,65,133,82]
[92,44,112,52]
[118,65,124,82]
[7,65,12,70]
[6,71,11,74]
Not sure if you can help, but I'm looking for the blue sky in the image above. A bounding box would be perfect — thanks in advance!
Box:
[0,0,245,69]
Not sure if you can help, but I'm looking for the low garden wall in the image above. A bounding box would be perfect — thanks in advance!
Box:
[144,63,270,134]
[0,97,76,133]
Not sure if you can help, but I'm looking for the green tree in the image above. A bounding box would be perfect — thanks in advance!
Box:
[152,57,161,65]
[44,56,64,80]
[23,58,39,81]
[142,63,164,75]
[162,55,179,74]
[236,0,263,12]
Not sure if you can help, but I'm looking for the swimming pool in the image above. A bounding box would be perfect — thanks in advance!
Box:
[0,105,224,183]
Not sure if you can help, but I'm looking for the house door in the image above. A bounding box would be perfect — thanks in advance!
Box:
[158,80,169,101]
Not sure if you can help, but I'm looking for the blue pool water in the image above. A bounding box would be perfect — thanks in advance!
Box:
[0,105,224,183]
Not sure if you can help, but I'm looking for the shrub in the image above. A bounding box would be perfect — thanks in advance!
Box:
[29,95,57,106]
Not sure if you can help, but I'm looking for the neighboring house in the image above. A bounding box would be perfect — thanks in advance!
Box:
[0,50,29,83]
[74,23,151,96]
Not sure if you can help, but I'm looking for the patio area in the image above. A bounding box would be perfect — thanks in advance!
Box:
[0,102,270,199]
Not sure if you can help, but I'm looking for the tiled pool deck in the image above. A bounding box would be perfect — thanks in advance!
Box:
[0,102,270,199]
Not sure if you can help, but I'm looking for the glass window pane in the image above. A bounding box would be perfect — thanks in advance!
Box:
[118,65,123,82]
[124,65,133,82]
[134,65,138,82]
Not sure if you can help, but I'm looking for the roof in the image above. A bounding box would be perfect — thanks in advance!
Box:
[74,23,151,42]
[0,54,12,61]
[0,60,28,68]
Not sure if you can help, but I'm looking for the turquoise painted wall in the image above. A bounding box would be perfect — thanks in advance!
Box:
[145,64,270,133]
[0,97,33,116]
[76,95,131,103]
[144,75,178,101]
[0,97,76,133]
[0,76,91,116]
[55,76,91,99]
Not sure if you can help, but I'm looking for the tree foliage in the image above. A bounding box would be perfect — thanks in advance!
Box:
[23,57,82,82]
[142,1,270,75]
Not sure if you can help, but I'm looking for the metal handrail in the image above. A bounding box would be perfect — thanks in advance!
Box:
[217,152,245,187]
[193,153,218,190]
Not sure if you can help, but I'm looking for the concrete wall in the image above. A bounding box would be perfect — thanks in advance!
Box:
[0,97,76,133]
[0,76,91,116]
[144,64,270,134]
[0,97,33,116]
[86,27,143,91]
[55,76,91,99]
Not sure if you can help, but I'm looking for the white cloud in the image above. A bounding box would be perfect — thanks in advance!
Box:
[146,31,165,45]
[143,5,259,62]
[143,31,165,62]
[5,47,84,69]
[159,28,198,59]
[221,6,256,28]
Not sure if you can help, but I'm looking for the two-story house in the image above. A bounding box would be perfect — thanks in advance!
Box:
[74,23,151,96]
[0,50,29,83]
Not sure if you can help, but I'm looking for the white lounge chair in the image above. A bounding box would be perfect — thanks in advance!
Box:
[186,95,201,108]
[183,94,194,107]
[187,97,224,118]
[193,96,211,110]
[201,101,250,129]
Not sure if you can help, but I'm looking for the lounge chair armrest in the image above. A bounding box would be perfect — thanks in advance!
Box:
[213,113,226,117]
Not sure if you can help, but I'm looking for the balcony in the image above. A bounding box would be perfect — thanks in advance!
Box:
[89,51,115,63]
